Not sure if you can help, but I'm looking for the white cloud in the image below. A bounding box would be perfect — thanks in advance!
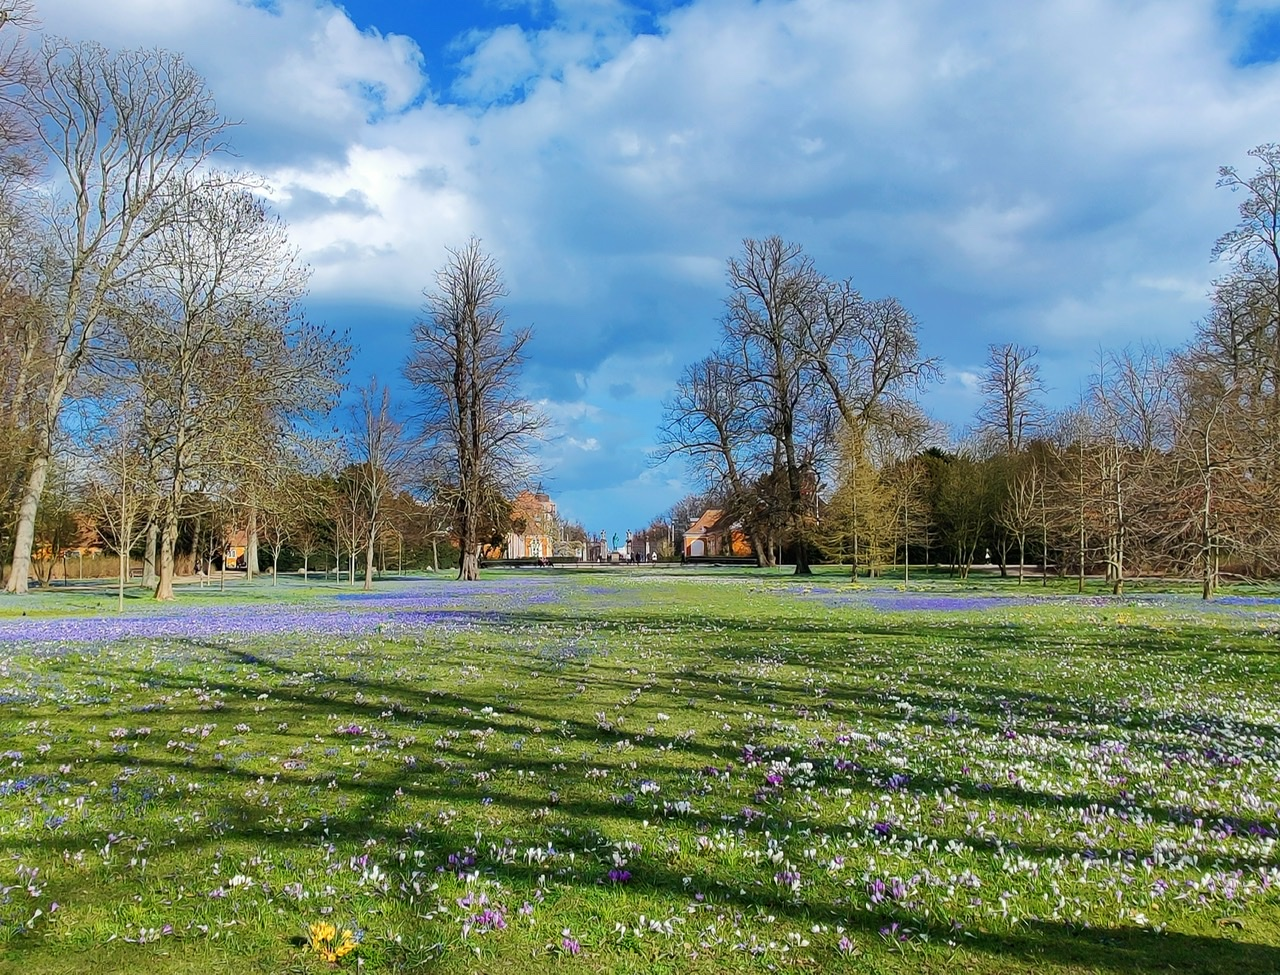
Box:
[29,0,1280,528]
[36,0,426,157]
[1135,273,1213,303]
[452,25,540,103]
[940,198,1051,269]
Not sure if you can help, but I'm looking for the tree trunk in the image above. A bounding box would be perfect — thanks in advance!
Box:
[789,459,812,575]
[1041,521,1048,587]
[1202,484,1214,601]
[751,527,777,567]
[363,529,376,591]
[143,520,158,588]
[458,501,480,580]
[155,506,178,601]
[1078,514,1085,594]
[460,548,480,581]
[902,507,910,584]
[792,541,812,574]
[3,451,50,594]
[245,506,258,581]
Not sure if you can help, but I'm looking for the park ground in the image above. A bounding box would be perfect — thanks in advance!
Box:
[0,567,1277,974]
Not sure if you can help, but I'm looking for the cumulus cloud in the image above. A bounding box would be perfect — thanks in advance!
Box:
[451,25,540,103]
[278,186,381,220]
[31,0,1280,529]
[37,0,427,162]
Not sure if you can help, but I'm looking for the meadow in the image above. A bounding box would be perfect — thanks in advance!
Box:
[0,568,1278,973]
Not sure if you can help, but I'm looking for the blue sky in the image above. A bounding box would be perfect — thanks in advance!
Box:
[32,0,1280,535]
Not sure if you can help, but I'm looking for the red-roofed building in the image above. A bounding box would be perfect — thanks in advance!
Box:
[682,509,752,558]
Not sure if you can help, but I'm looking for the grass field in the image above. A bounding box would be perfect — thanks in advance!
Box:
[0,568,1278,973]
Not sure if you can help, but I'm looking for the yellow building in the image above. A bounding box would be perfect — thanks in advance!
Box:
[486,490,558,560]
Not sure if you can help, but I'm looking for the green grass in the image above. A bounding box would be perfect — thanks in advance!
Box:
[0,569,1278,973]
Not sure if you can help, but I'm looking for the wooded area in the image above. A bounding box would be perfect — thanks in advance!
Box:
[0,11,559,598]
[658,148,1280,595]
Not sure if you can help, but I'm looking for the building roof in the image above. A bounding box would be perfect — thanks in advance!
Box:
[685,509,731,536]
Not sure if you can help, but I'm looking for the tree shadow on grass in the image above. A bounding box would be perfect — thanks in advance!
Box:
[44,624,1280,853]
[4,603,1280,972]
[3,774,1279,975]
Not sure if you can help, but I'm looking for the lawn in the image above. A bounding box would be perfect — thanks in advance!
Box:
[0,568,1278,973]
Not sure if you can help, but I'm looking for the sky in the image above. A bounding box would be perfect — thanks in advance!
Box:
[28,0,1280,535]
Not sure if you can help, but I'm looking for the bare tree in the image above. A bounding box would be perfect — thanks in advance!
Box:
[809,291,939,448]
[4,41,230,593]
[245,439,310,586]
[663,237,934,574]
[1088,345,1177,593]
[0,4,53,572]
[333,465,364,587]
[347,377,411,590]
[257,494,290,585]
[999,452,1044,585]
[657,353,780,564]
[0,0,41,240]
[415,473,461,572]
[1215,143,1280,381]
[975,343,1044,454]
[721,237,830,574]
[1167,367,1245,599]
[0,1,38,169]
[1147,148,1280,592]
[1041,406,1105,592]
[82,402,154,610]
[291,472,336,581]
[125,179,293,596]
[406,239,544,581]
[121,176,337,600]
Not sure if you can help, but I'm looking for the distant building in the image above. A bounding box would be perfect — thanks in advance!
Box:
[682,509,752,558]
[224,528,248,568]
[486,490,559,560]
[35,514,104,562]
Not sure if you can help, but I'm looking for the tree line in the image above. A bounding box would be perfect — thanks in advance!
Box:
[657,144,1280,596]
[0,8,550,598]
